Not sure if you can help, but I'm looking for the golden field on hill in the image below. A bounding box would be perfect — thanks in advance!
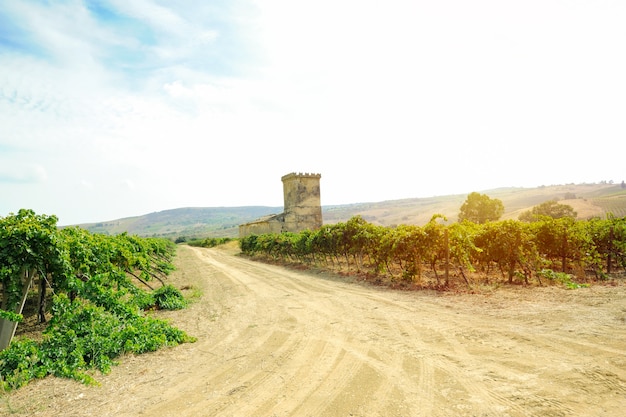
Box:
[324,183,626,226]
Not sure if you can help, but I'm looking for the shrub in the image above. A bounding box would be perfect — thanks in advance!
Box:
[152,284,188,310]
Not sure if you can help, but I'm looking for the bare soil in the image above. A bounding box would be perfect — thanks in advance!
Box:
[2,244,626,416]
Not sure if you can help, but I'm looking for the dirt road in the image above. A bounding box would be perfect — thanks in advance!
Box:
[4,245,626,416]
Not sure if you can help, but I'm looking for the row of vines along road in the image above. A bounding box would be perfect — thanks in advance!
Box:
[240,215,626,288]
[0,209,194,390]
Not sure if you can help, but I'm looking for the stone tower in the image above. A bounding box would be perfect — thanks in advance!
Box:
[238,172,323,237]
[281,172,322,233]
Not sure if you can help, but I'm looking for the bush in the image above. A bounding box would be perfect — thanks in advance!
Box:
[0,293,195,390]
[188,237,234,248]
[152,284,188,310]
[537,269,589,289]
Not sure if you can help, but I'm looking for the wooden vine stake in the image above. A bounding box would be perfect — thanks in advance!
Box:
[444,228,450,286]
[0,268,34,350]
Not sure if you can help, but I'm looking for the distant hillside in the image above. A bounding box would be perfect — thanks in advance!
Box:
[78,206,281,239]
[326,183,626,227]
[78,183,626,239]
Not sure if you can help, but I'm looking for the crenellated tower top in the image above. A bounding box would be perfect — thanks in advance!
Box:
[281,172,322,181]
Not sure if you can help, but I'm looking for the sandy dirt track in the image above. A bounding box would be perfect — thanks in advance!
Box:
[3,244,626,416]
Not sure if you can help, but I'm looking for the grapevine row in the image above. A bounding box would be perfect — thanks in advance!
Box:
[0,209,194,389]
[240,215,626,286]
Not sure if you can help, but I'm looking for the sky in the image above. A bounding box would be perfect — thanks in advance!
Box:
[1,0,625,225]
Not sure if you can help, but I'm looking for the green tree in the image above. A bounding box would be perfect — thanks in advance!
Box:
[458,192,504,224]
[519,200,577,222]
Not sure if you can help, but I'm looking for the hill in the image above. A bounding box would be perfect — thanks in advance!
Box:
[77,183,626,239]
[325,183,626,227]
[78,206,281,239]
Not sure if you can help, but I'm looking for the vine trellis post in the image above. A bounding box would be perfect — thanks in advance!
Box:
[0,268,34,350]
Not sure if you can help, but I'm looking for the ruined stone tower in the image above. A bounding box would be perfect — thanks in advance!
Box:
[281,172,322,233]
[238,172,322,237]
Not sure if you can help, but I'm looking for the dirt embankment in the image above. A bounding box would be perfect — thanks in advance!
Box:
[3,245,626,416]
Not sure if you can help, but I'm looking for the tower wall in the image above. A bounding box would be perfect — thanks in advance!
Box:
[281,172,322,233]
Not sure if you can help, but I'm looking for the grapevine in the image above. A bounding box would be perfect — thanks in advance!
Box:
[0,210,194,390]
[240,215,626,288]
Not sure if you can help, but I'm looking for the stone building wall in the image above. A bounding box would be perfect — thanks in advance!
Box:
[238,214,284,237]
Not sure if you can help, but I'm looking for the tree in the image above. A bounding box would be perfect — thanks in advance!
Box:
[519,200,577,222]
[458,192,504,224]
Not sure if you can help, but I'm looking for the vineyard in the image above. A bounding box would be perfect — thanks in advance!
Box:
[592,196,626,218]
[240,215,626,288]
[0,210,194,390]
